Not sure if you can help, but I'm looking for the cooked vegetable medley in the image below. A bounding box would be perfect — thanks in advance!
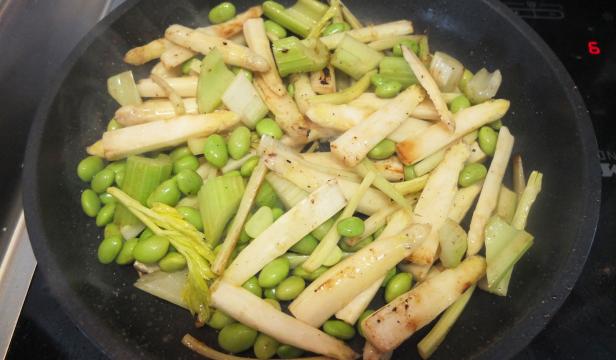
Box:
[77,1,544,358]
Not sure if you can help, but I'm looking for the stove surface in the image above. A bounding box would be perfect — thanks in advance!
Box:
[7,0,616,359]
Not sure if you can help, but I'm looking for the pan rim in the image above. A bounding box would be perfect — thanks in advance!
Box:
[22,0,601,359]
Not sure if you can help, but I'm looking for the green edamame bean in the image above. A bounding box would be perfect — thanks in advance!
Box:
[375,81,402,99]
[312,217,335,240]
[254,333,279,360]
[96,203,116,227]
[208,2,236,24]
[381,267,397,288]
[218,323,257,354]
[264,20,287,39]
[255,181,279,208]
[458,163,488,187]
[114,166,126,187]
[287,83,295,98]
[276,345,304,359]
[176,206,203,231]
[107,118,121,131]
[81,189,101,217]
[77,156,104,182]
[175,169,203,196]
[478,126,498,156]
[140,228,154,241]
[322,22,351,36]
[367,139,397,160]
[275,276,305,301]
[337,216,365,237]
[240,156,259,177]
[105,161,126,174]
[258,257,290,288]
[104,223,121,239]
[225,170,241,178]
[91,168,115,194]
[243,276,263,297]
[147,179,181,207]
[256,118,283,139]
[264,298,281,311]
[264,287,277,299]
[357,309,375,337]
[158,252,187,272]
[204,134,229,168]
[293,266,327,281]
[323,319,356,340]
[173,155,199,174]
[170,146,192,162]
[490,119,503,130]
[208,309,236,330]
[450,95,471,113]
[97,235,123,264]
[404,165,417,180]
[385,272,413,303]
[289,234,318,255]
[133,235,170,264]
[228,126,251,160]
[99,192,115,205]
[370,73,387,88]
[272,207,284,220]
[393,39,419,56]
[116,238,139,265]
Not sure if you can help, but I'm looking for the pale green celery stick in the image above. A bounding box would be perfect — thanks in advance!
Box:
[114,156,172,236]
[306,0,341,39]
[263,0,327,38]
[197,49,235,113]
[198,174,245,245]
[108,71,142,106]
[272,36,329,76]
[417,285,476,359]
[309,70,374,105]
[413,149,445,177]
[496,186,518,224]
[418,36,430,63]
[484,216,534,289]
[302,171,376,272]
[340,0,362,29]
[393,175,429,195]
[379,56,418,88]
[355,159,411,213]
[331,35,383,79]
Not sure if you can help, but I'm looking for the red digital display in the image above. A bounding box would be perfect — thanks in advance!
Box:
[588,41,601,55]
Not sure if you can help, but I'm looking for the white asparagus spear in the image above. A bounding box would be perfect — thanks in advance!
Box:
[197,5,263,38]
[160,43,196,69]
[331,86,424,167]
[124,38,171,65]
[211,281,357,360]
[115,99,198,126]
[150,61,181,78]
[137,77,198,98]
[363,341,393,360]
[363,256,486,352]
[320,20,414,49]
[310,64,337,94]
[467,127,515,255]
[335,277,383,324]
[165,24,269,72]
[243,18,286,96]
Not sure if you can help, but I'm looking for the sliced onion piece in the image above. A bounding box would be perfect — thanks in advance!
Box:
[464,68,503,104]
[429,51,464,92]
[107,70,142,106]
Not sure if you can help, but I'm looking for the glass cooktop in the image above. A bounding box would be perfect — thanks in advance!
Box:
[7,0,616,359]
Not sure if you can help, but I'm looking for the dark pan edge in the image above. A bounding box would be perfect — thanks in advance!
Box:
[22,0,601,359]
[22,1,147,359]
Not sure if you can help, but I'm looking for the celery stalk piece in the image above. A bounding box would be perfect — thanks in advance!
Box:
[107,71,142,106]
[197,49,235,113]
[414,149,446,177]
[134,270,188,310]
[290,224,431,328]
[265,172,308,208]
[363,256,485,353]
[513,154,526,195]
[463,68,503,104]
[393,175,429,195]
[496,186,518,224]
[309,70,374,105]
[379,56,418,88]
[335,276,383,324]
[307,0,341,39]
[355,160,412,214]
[272,36,329,77]
[221,72,269,128]
[302,171,376,272]
[485,216,534,289]
[198,174,245,245]
[114,155,172,236]
[289,0,329,23]
[331,35,384,80]
[264,3,312,37]
[418,36,430,63]
[417,285,476,359]
[222,183,347,286]
[211,281,357,360]
[438,219,467,268]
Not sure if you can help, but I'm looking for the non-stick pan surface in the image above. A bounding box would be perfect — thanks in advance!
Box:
[23,0,600,359]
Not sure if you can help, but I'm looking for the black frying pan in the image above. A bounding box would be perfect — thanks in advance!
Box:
[23,0,601,359]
